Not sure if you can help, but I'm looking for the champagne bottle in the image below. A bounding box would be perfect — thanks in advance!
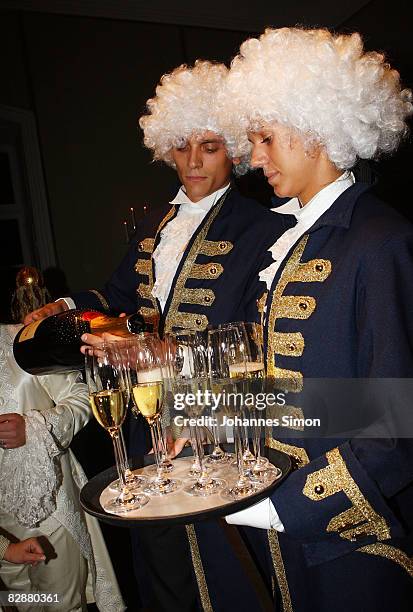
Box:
[13,309,146,375]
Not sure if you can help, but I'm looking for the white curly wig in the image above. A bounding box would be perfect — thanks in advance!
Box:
[224,27,412,169]
[139,60,249,174]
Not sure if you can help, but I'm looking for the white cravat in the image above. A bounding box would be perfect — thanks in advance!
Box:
[225,172,355,532]
[260,171,355,290]
[152,184,230,311]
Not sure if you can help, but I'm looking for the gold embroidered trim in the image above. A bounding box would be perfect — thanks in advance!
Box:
[185,525,213,612]
[303,447,391,542]
[164,191,230,333]
[189,262,224,280]
[135,259,151,276]
[88,289,110,311]
[277,296,315,320]
[267,529,293,612]
[266,235,332,393]
[138,306,158,321]
[181,288,215,306]
[267,365,303,394]
[167,312,209,331]
[135,207,176,331]
[358,543,413,578]
[266,437,309,468]
[272,332,304,357]
[137,283,152,299]
[137,238,155,253]
[198,240,233,256]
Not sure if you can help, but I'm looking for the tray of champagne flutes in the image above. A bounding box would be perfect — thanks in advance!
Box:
[80,324,291,526]
[80,444,291,527]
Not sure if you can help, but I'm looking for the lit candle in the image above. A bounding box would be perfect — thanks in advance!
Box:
[130,207,136,231]
[123,220,129,243]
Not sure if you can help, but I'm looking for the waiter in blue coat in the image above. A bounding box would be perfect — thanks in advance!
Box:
[26,61,284,611]
[223,27,413,611]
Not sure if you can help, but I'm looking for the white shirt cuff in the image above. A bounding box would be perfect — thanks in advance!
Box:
[58,297,75,309]
[225,497,285,531]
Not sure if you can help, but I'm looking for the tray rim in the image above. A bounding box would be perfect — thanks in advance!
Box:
[80,447,291,528]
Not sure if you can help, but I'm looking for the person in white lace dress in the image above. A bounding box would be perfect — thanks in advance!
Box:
[0,311,125,612]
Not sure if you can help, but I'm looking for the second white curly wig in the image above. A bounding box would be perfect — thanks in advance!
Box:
[139,60,248,174]
[224,27,412,169]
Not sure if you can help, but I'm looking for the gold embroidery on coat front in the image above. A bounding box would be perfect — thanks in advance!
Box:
[137,238,155,253]
[266,437,310,469]
[267,529,293,612]
[303,447,391,541]
[181,288,215,306]
[189,262,224,280]
[165,192,229,332]
[266,235,331,393]
[357,543,413,578]
[198,240,233,256]
[185,525,213,612]
[135,207,177,329]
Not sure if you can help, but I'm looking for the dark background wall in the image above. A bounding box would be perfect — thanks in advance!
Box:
[0,0,411,296]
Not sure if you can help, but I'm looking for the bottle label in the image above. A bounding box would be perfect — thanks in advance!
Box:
[18,319,42,342]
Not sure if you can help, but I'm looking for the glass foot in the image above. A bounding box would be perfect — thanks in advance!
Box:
[144,478,181,496]
[184,478,226,497]
[105,492,149,514]
[206,449,234,465]
[221,479,257,500]
[147,459,174,474]
[250,465,282,485]
[109,474,147,493]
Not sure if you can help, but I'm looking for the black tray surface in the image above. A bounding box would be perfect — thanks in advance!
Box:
[80,445,291,528]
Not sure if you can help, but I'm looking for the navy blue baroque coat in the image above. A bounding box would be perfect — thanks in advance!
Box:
[72,185,285,611]
[250,183,413,612]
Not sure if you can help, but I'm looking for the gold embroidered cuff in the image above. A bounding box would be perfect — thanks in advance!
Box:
[88,289,110,311]
[137,283,152,299]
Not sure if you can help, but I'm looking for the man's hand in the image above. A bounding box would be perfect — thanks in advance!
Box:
[4,538,46,565]
[0,413,26,449]
[80,332,124,354]
[23,299,68,325]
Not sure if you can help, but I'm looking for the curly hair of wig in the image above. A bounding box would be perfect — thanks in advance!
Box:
[139,60,249,174]
[224,27,412,169]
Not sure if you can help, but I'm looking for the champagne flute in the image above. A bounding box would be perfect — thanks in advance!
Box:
[209,327,256,499]
[85,346,149,513]
[171,331,225,496]
[129,336,181,496]
[104,340,148,491]
[204,330,233,465]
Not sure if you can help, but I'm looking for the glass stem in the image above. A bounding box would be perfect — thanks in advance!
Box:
[234,424,248,485]
[112,431,133,503]
[119,427,131,476]
[195,425,209,483]
[151,419,164,481]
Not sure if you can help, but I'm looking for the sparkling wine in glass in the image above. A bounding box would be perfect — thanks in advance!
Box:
[129,336,181,496]
[85,346,149,513]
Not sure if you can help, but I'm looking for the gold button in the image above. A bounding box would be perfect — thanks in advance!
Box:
[299,301,308,310]
[219,241,227,251]
[314,484,324,495]
[288,343,296,352]
[196,318,202,325]
[204,296,211,303]
[209,265,217,275]
[315,263,324,272]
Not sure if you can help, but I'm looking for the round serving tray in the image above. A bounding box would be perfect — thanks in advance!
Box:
[80,446,291,527]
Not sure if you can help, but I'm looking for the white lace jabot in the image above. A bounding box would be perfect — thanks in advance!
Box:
[259,172,355,290]
[152,184,230,310]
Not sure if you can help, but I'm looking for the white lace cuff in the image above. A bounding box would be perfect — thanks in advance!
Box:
[0,412,62,528]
